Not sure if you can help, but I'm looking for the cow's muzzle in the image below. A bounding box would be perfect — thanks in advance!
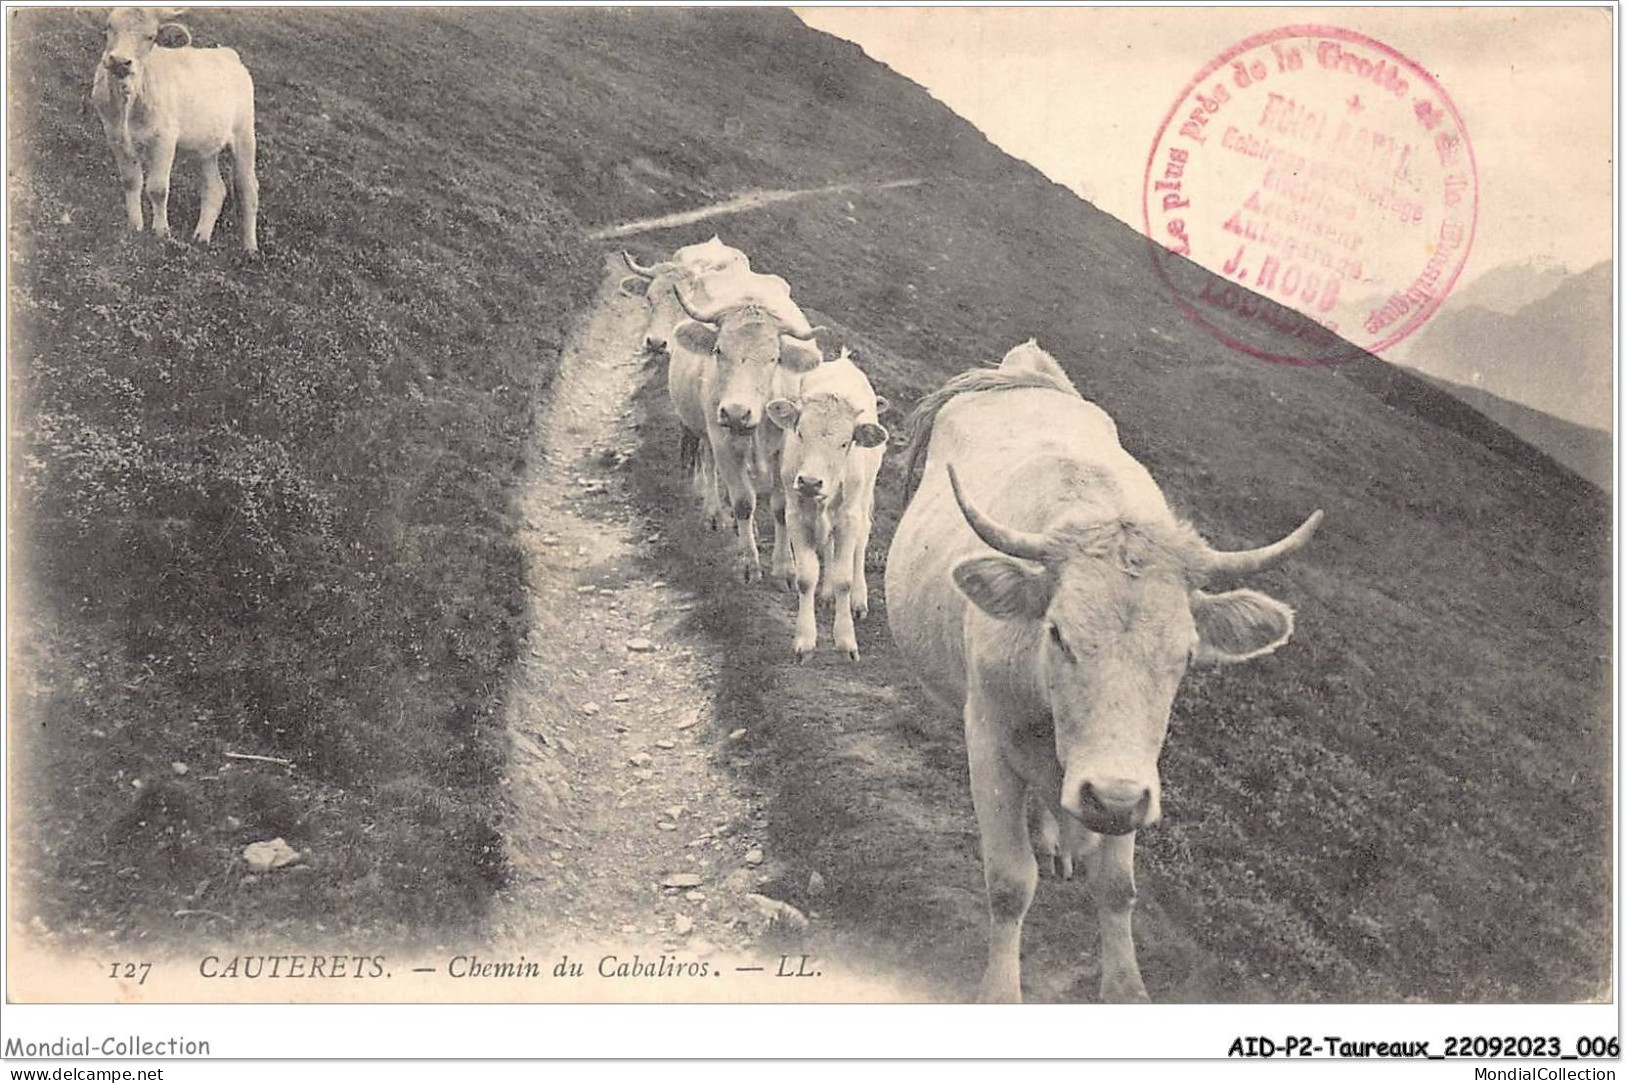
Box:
[1065,778,1153,836]
[793,475,825,498]
[105,56,134,78]
[718,404,758,435]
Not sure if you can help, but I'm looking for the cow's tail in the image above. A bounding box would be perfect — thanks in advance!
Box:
[900,365,1079,501]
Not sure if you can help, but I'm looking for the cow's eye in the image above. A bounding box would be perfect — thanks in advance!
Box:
[1047,623,1074,660]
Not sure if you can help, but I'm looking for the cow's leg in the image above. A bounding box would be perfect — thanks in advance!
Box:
[144,132,179,240]
[848,485,876,620]
[769,484,795,592]
[699,441,723,531]
[192,150,227,245]
[967,700,1035,1003]
[105,137,145,231]
[713,440,760,581]
[828,513,864,660]
[817,529,837,604]
[232,125,260,252]
[1083,832,1150,1003]
[788,501,821,660]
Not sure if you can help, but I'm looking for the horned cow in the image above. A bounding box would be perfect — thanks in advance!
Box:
[620,238,753,528]
[885,339,1321,1002]
[670,271,831,584]
[86,7,260,252]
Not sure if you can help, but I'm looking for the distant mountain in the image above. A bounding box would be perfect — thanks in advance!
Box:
[1448,257,1573,315]
[1418,373,1611,490]
[1400,259,1613,430]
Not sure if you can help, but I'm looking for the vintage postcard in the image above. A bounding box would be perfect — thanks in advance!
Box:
[3,1,1616,1062]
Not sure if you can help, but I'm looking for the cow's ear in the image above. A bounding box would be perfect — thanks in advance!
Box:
[673,320,717,356]
[779,336,822,373]
[155,21,191,47]
[853,422,888,449]
[618,275,649,298]
[1190,588,1294,665]
[873,395,889,417]
[953,556,1051,621]
[765,399,800,430]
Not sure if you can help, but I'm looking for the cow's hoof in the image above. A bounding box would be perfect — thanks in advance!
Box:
[845,649,860,663]
[793,643,815,663]
[708,515,721,532]
[851,602,869,621]
[740,563,760,584]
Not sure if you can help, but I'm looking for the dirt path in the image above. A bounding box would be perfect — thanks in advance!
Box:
[586,179,922,240]
[483,258,925,1000]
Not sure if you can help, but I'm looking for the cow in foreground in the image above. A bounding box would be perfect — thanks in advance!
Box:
[671,272,829,583]
[620,238,752,527]
[885,340,1322,1002]
[766,350,888,661]
[87,7,259,252]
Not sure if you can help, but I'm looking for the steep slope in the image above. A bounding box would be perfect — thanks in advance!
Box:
[1419,374,1611,491]
[1401,260,1613,429]
[9,8,1609,1003]
[609,15,1609,1002]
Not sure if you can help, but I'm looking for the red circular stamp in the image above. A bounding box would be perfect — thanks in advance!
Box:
[1143,26,1478,365]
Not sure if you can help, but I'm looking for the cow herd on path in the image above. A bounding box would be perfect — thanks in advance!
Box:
[621,237,1323,1002]
[83,7,1324,1003]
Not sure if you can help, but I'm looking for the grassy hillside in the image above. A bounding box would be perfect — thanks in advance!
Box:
[3,7,1020,951]
[9,8,1610,1002]
[8,8,610,945]
[1419,374,1611,492]
[609,21,1609,1000]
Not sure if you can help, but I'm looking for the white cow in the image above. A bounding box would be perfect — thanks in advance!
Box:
[886,340,1321,1002]
[767,350,888,661]
[670,271,829,583]
[620,239,752,528]
[619,236,750,353]
[87,7,259,251]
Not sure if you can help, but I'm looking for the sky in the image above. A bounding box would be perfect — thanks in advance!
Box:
[795,6,1614,291]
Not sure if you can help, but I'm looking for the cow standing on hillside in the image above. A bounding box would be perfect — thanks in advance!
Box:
[670,272,829,584]
[766,349,888,661]
[621,237,752,528]
[87,7,260,252]
[886,340,1321,1002]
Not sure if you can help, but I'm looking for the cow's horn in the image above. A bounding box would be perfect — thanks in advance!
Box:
[780,321,825,344]
[622,251,659,278]
[675,283,724,325]
[947,465,1050,561]
[1200,509,1324,578]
